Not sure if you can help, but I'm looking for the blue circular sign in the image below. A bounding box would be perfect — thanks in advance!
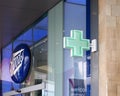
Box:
[10,44,31,83]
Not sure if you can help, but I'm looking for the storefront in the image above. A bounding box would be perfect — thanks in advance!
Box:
[1,0,98,96]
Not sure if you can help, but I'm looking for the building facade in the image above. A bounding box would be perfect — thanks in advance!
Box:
[0,0,120,96]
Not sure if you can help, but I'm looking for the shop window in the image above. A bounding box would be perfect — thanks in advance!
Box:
[2,16,48,96]
[13,17,48,49]
[2,43,21,95]
[13,29,33,49]
[33,17,48,42]
[64,1,91,96]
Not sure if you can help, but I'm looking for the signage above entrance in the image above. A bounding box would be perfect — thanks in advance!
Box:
[10,44,31,83]
[64,30,90,57]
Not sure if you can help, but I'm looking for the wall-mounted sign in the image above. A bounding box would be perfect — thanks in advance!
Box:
[64,30,90,57]
[10,44,31,83]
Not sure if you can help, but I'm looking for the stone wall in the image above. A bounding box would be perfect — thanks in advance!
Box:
[99,0,120,96]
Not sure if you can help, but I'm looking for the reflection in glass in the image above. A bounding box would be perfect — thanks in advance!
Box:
[64,1,91,96]
[2,16,49,96]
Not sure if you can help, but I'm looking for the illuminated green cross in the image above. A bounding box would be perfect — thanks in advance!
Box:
[64,30,90,57]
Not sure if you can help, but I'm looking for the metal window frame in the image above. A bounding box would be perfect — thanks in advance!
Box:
[3,82,45,96]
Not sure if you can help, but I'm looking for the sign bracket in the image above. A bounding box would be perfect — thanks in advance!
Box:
[90,39,97,52]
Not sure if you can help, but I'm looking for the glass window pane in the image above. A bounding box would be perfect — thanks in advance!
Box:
[33,17,48,42]
[64,2,91,96]
[66,0,86,5]
[13,29,33,49]
[2,44,12,91]
[2,43,21,95]
[16,29,33,41]
[2,16,48,96]
[21,16,48,96]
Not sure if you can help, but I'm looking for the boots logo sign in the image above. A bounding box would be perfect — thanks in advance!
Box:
[10,44,31,83]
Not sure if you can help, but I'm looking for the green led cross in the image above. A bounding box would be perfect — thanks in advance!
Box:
[64,30,90,57]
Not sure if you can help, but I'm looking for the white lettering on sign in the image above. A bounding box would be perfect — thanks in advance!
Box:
[12,49,24,75]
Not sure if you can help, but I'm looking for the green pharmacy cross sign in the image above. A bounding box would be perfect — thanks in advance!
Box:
[64,30,90,57]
